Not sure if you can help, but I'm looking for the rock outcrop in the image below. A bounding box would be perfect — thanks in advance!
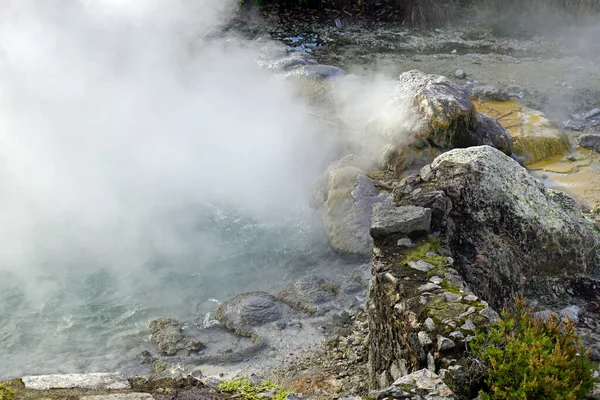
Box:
[394,145,600,306]
[367,145,600,397]
[579,133,600,152]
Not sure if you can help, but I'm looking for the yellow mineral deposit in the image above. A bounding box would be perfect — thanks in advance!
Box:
[475,100,599,208]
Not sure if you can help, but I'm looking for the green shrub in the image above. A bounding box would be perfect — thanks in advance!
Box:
[470,297,595,400]
[217,377,293,400]
[0,385,14,400]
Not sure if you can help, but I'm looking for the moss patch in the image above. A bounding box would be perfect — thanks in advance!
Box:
[217,377,292,400]
[397,237,448,268]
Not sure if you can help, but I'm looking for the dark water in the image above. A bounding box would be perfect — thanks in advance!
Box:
[0,203,356,379]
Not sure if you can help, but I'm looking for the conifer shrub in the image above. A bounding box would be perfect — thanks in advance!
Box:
[470,296,595,400]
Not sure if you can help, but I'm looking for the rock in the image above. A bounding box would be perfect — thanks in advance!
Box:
[80,395,153,400]
[455,69,467,79]
[397,238,415,247]
[409,260,436,272]
[437,336,456,351]
[479,307,501,323]
[277,275,339,315]
[400,146,600,308]
[474,100,570,164]
[259,51,316,72]
[313,156,388,255]
[149,318,184,356]
[460,319,476,331]
[282,64,345,80]
[384,70,512,155]
[443,292,463,303]
[418,331,433,346]
[465,84,510,102]
[464,294,478,302]
[425,317,436,331]
[393,369,456,398]
[419,283,442,292]
[460,113,512,155]
[584,108,600,121]
[22,373,130,390]
[560,305,584,324]
[216,291,284,339]
[370,203,432,239]
[578,134,600,152]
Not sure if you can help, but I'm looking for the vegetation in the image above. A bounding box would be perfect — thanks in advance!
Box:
[0,385,14,400]
[399,237,448,268]
[470,296,595,400]
[217,377,293,400]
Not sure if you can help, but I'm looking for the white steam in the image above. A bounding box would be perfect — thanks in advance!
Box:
[0,0,334,297]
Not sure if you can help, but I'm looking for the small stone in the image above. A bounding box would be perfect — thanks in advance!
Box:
[425,317,436,332]
[334,18,343,29]
[275,321,287,330]
[419,296,429,305]
[560,305,584,324]
[397,238,415,247]
[460,319,476,331]
[418,331,433,346]
[464,294,478,302]
[419,283,441,292]
[443,292,463,303]
[409,260,436,272]
[578,134,600,152]
[430,276,443,284]
[458,306,477,319]
[480,307,501,323]
[425,251,439,257]
[455,69,466,79]
[373,247,382,256]
[427,352,436,372]
[449,331,465,341]
[446,257,454,265]
[437,335,456,351]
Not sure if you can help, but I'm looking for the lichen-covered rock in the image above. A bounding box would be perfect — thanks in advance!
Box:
[215,291,284,340]
[312,155,388,255]
[394,145,600,307]
[277,275,340,315]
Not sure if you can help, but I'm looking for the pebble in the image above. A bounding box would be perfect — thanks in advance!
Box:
[443,292,463,303]
[455,69,466,79]
[409,260,436,272]
[418,331,433,346]
[425,317,436,332]
[397,238,415,247]
[437,336,456,351]
[460,319,476,331]
[419,283,441,292]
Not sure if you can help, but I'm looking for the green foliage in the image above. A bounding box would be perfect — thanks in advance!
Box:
[470,297,595,400]
[217,377,293,400]
[0,385,14,400]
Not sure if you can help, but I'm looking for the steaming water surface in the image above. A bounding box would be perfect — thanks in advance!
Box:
[0,203,357,378]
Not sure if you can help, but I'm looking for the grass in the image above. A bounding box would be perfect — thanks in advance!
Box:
[0,385,14,400]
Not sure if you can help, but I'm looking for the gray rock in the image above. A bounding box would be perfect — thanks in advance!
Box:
[463,112,513,155]
[460,319,476,331]
[443,292,463,303]
[397,238,415,247]
[22,373,130,391]
[465,84,510,101]
[464,294,479,302]
[419,283,442,292]
[425,317,436,332]
[437,336,456,351]
[149,318,184,356]
[216,291,284,338]
[578,134,600,152]
[455,69,467,79]
[80,395,154,400]
[584,108,600,121]
[449,331,465,341]
[277,275,339,315]
[409,260,436,272]
[479,307,501,323]
[418,331,433,346]
[281,64,344,80]
[313,156,388,255]
[370,203,432,239]
[560,305,584,324]
[393,369,455,398]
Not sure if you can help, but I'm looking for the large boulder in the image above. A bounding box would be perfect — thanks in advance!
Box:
[369,70,512,173]
[394,145,600,307]
[312,155,389,255]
